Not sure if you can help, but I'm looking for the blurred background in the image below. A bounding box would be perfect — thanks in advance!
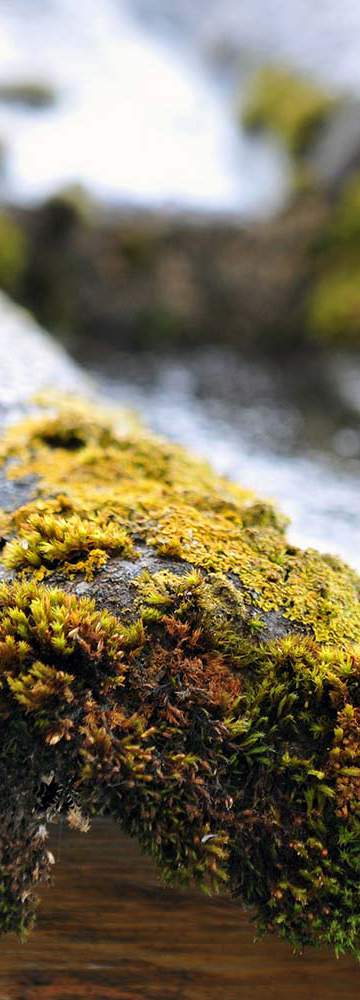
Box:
[0,0,360,570]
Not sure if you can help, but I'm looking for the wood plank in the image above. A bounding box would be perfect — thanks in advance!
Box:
[0,820,358,999]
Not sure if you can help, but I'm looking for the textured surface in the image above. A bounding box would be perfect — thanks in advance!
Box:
[0,820,358,1000]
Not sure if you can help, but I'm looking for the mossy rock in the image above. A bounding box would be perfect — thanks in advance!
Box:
[0,395,359,956]
[242,66,334,157]
[0,213,28,295]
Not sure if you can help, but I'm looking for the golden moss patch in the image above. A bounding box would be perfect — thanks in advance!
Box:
[1,395,359,646]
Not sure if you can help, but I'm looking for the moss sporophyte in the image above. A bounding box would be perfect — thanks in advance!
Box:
[0,395,358,955]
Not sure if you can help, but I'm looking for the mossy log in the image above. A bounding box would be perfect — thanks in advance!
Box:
[0,392,358,957]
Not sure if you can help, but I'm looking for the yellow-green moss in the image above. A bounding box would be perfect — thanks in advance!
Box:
[0,396,359,956]
[307,267,360,343]
[322,172,360,250]
[242,66,334,157]
[307,171,360,343]
[0,395,359,645]
[0,212,27,294]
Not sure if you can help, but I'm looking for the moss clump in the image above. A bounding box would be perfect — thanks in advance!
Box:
[307,172,360,343]
[0,396,359,957]
[242,66,334,157]
[319,173,360,250]
[0,81,56,109]
[307,268,360,343]
[0,213,27,294]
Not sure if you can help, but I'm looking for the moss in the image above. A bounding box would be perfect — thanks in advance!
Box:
[119,226,160,269]
[0,396,359,957]
[242,66,334,157]
[46,185,96,226]
[321,173,360,250]
[0,212,28,294]
[306,172,360,343]
[0,396,359,643]
[306,267,360,343]
[0,81,56,109]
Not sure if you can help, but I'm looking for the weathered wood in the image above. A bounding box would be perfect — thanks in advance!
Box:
[0,820,358,1000]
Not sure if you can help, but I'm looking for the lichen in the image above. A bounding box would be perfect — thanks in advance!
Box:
[242,65,334,157]
[0,395,359,957]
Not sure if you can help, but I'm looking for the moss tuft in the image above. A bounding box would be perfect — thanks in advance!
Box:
[0,213,28,294]
[306,175,360,346]
[307,172,360,343]
[242,65,334,157]
[307,267,360,343]
[0,396,359,956]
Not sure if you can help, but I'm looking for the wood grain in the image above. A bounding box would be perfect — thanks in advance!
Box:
[0,820,358,999]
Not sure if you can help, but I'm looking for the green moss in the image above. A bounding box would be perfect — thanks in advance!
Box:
[322,173,360,250]
[307,267,360,343]
[242,66,334,157]
[0,396,359,957]
[0,212,27,294]
[307,172,360,343]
